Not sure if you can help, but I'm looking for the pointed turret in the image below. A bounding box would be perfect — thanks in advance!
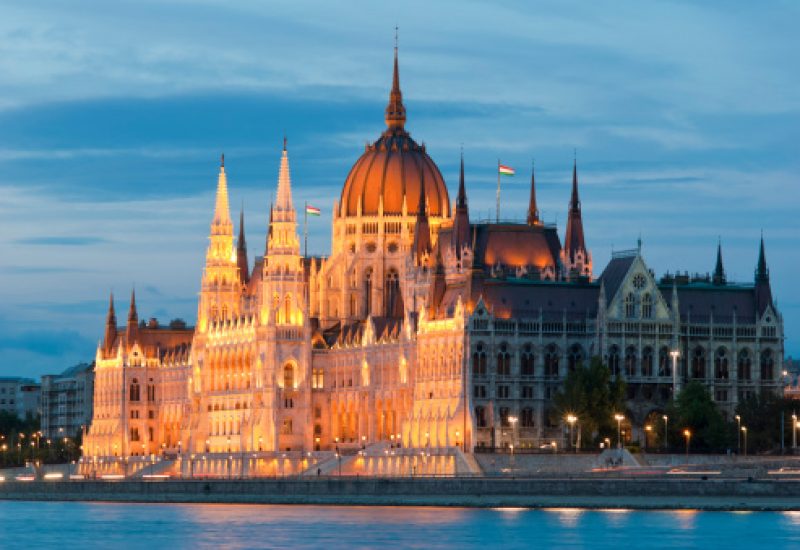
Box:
[103,292,117,352]
[384,40,406,133]
[451,152,470,259]
[527,161,540,226]
[237,208,249,285]
[412,163,432,264]
[755,235,773,314]
[712,239,726,285]
[212,154,232,234]
[561,157,592,279]
[275,138,294,214]
[429,248,447,317]
[126,288,139,347]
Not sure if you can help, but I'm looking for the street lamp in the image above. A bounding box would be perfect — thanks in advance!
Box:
[644,425,652,452]
[683,429,691,462]
[614,414,625,449]
[741,426,748,456]
[735,414,741,453]
[566,414,577,452]
[670,349,681,394]
[662,415,669,451]
[793,413,798,451]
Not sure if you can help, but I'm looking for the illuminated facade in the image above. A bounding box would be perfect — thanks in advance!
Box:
[84,49,784,465]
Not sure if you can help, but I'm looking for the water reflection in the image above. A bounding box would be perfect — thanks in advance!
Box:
[545,507,584,528]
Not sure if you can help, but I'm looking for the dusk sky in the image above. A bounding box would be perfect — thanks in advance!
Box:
[0,1,798,377]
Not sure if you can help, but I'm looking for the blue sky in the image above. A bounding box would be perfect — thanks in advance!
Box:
[0,0,798,377]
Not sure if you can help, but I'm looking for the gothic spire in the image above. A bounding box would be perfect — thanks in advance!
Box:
[103,291,117,352]
[527,160,540,226]
[755,234,773,314]
[212,153,232,233]
[756,233,769,282]
[126,287,139,347]
[452,151,471,259]
[384,35,406,132]
[412,162,432,264]
[564,158,587,261]
[275,140,294,213]
[237,207,249,285]
[712,238,726,285]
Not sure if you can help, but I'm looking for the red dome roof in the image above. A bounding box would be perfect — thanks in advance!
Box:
[338,49,450,219]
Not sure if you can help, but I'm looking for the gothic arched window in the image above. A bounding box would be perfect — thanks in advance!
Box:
[691,347,706,379]
[129,378,140,402]
[760,349,774,380]
[385,269,402,318]
[520,343,535,376]
[363,268,373,318]
[624,346,637,377]
[568,344,584,372]
[641,293,653,318]
[642,346,654,377]
[283,363,294,389]
[544,344,559,378]
[738,349,752,381]
[608,345,621,376]
[624,293,636,318]
[473,342,487,377]
[658,346,671,377]
[496,342,511,376]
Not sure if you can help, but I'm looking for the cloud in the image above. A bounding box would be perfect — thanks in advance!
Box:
[15,236,109,246]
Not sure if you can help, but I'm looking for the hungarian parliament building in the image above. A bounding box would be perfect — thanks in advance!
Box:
[83,50,783,473]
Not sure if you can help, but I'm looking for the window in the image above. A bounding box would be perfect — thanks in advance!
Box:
[607,346,621,376]
[363,268,372,317]
[641,347,654,377]
[691,347,706,379]
[473,385,487,399]
[148,410,155,419]
[642,293,653,318]
[715,348,729,380]
[624,346,637,377]
[520,344,535,376]
[738,349,752,381]
[521,407,535,428]
[284,398,294,408]
[314,424,322,435]
[624,293,636,318]
[761,349,774,380]
[568,344,584,372]
[129,379,140,402]
[544,344,559,378]
[147,384,155,402]
[497,385,510,399]
[522,386,534,399]
[496,343,511,376]
[283,363,295,389]
[130,427,140,441]
[475,406,487,428]
[314,407,321,419]
[312,368,324,389]
[281,419,293,435]
[715,389,728,402]
[385,269,402,317]
[473,343,487,377]
[130,410,139,419]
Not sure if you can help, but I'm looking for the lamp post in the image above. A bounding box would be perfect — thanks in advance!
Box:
[741,426,748,457]
[793,414,798,451]
[566,414,577,453]
[644,425,652,452]
[735,414,741,453]
[614,414,625,449]
[683,429,691,462]
[662,415,669,451]
[670,349,681,394]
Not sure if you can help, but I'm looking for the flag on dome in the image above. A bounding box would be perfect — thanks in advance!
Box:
[306,204,321,216]
[498,164,515,176]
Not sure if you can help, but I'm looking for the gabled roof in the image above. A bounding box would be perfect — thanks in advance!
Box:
[598,254,636,303]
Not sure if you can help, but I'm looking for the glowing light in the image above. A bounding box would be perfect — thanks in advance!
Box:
[43,473,64,480]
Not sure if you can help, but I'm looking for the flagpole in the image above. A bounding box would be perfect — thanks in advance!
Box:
[304,200,308,258]
[496,158,501,223]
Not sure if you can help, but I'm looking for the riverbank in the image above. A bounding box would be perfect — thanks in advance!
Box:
[3,477,800,511]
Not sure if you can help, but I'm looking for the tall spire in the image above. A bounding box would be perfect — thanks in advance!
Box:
[712,238,726,285]
[237,207,249,285]
[275,139,294,213]
[452,151,471,259]
[755,234,773,314]
[212,153,232,233]
[527,160,540,226]
[103,292,117,352]
[562,156,592,279]
[756,233,769,281]
[384,29,406,132]
[126,287,139,347]
[412,162,432,264]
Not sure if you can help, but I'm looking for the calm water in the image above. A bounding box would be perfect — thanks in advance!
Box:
[2,501,800,549]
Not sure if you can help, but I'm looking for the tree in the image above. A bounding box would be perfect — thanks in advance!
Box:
[666,381,729,452]
[736,391,797,454]
[551,356,626,447]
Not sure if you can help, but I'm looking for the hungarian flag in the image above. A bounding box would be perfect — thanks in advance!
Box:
[306,204,321,216]
[498,164,515,176]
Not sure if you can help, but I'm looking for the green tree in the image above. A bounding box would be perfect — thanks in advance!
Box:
[736,391,797,454]
[551,356,626,447]
[666,381,729,452]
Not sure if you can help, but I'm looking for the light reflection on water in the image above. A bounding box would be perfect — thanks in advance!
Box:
[2,501,800,549]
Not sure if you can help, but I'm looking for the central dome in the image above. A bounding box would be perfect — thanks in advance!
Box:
[338,50,450,219]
